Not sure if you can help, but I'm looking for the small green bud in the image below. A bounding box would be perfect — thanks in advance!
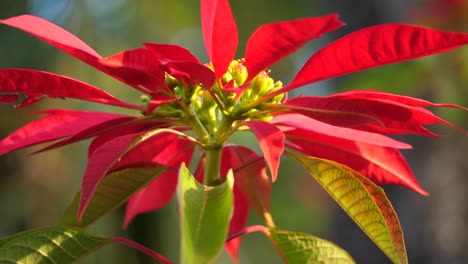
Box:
[165,75,179,89]
[200,89,216,108]
[229,59,248,86]
[222,72,233,85]
[173,86,183,98]
[251,71,274,96]
[140,95,151,106]
[270,80,284,103]
[239,87,252,105]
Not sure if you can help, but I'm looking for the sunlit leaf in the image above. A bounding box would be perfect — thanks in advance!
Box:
[178,163,234,264]
[78,133,141,219]
[226,225,355,263]
[0,226,173,264]
[59,165,166,228]
[289,153,407,264]
[267,229,356,264]
[0,226,110,263]
[284,128,428,195]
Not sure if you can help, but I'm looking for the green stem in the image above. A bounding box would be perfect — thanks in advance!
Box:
[203,113,234,186]
[203,145,223,186]
[179,102,210,143]
[214,115,233,140]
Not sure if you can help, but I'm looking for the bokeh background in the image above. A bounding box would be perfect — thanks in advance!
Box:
[0,0,467,263]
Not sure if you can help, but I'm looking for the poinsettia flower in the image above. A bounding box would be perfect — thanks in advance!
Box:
[1,0,468,262]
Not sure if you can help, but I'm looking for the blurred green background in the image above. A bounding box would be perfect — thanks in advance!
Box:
[0,0,467,263]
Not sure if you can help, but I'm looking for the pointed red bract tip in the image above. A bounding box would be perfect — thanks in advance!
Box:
[78,133,139,220]
[245,14,345,80]
[1,15,102,60]
[201,0,238,78]
[244,121,284,182]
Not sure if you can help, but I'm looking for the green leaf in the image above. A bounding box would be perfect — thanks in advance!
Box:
[59,165,166,228]
[289,153,407,264]
[177,163,234,264]
[267,229,355,264]
[0,226,110,263]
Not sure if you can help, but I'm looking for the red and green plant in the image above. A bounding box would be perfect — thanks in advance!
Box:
[0,0,467,263]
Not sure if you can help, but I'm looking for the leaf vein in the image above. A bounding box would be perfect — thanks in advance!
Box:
[5,244,56,264]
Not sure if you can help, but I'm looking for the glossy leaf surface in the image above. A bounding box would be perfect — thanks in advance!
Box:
[268,229,356,264]
[0,226,110,263]
[79,133,141,219]
[227,225,355,263]
[178,163,234,264]
[290,154,407,264]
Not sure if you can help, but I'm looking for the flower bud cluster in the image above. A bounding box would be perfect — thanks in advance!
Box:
[240,70,284,105]
[147,59,285,139]
[222,60,284,122]
[190,85,222,135]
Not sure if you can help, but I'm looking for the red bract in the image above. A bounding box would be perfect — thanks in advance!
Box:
[1,0,467,262]
[0,14,202,229]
